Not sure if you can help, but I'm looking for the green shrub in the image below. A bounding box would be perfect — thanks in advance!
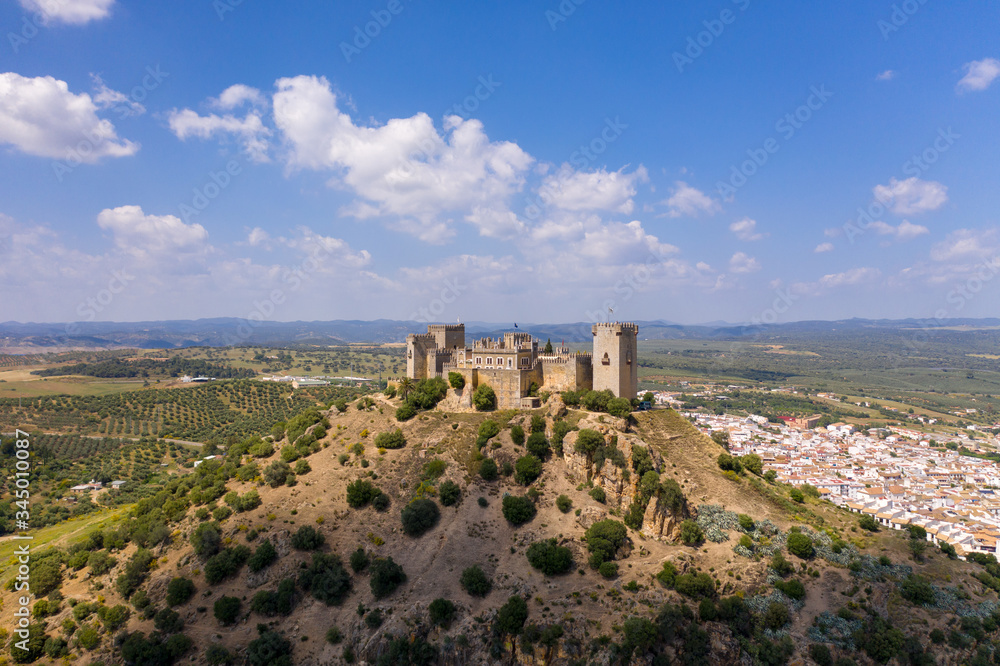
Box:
[439,480,461,506]
[350,547,370,573]
[213,596,241,626]
[900,575,935,605]
[479,457,498,481]
[154,608,184,634]
[585,519,627,566]
[473,384,496,411]
[575,429,604,454]
[191,523,222,558]
[325,627,343,645]
[478,420,501,440]
[526,432,549,458]
[674,572,716,599]
[859,514,879,532]
[598,561,618,579]
[248,539,277,572]
[206,644,234,665]
[395,403,417,421]
[763,601,789,630]
[264,461,292,487]
[346,479,380,508]
[251,578,297,616]
[774,579,805,600]
[771,552,795,576]
[555,495,572,513]
[460,565,492,597]
[607,397,632,418]
[166,577,196,606]
[510,424,525,446]
[737,514,754,531]
[501,495,536,525]
[299,553,351,606]
[292,526,325,550]
[789,488,805,503]
[448,372,465,389]
[808,643,833,666]
[786,532,815,559]
[375,429,406,449]
[370,557,407,599]
[526,539,573,575]
[401,499,440,536]
[656,561,678,587]
[204,546,251,584]
[422,459,447,479]
[494,596,528,636]
[429,598,457,627]
[514,455,543,485]
[680,520,704,546]
[247,628,292,666]
[589,486,606,503]
[371,492,391,511]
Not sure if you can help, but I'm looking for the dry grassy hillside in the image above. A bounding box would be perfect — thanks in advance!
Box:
[3,394,999,666]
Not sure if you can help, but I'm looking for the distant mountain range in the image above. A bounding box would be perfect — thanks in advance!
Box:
[1,317,999,352]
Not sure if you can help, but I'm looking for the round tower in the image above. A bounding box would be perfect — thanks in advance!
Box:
[591,322,638,400]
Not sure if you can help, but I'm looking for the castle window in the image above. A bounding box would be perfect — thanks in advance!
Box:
[626,351,632,365]
[486,357,493,365]
[508,358,512,368]
[521,357,528,367]
[407,350,412,359]
[475,357,481,366]
[602,352,610,365]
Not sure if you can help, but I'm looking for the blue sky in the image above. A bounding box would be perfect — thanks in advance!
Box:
[1,0,998,326]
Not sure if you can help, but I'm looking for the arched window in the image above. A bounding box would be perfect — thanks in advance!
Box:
[626,351,632,365]
[601,352,610,365]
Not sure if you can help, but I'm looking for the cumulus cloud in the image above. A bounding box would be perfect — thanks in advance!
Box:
[872,177,948,215]
[814,242,834,253]
[729,217,764,241]
[728,252,760,274]
[97,205,209,261]
[272,75,533,242]
[90,74,144,117]
[246,227,271,247]
[957,58,1000,93]
[869,219,929,240]
[211,84,266,109]
[17,0,114,24]
[930,228,1000,262]
[540,166,647,214]
[167,107,271,162]
[0,73,138,162]
[663,181,721,218]
[819,267,881,288]
[876,70,896,82]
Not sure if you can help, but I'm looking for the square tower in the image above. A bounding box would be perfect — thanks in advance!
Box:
[591,323,638,399]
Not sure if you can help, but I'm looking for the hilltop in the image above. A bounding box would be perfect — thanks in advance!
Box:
[3,388,1000,665]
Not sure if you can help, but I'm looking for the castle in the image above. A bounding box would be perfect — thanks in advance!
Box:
[406,323,638,410]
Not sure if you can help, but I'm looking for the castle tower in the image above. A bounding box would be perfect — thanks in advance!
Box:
[591,323,638,399]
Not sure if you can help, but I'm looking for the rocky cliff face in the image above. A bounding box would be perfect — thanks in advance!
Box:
[561,416,687,542]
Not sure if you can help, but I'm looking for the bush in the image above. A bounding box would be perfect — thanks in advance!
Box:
[371,492,390,511]
[599,561,618,578]
[585,519,627,566]
[674,572,716,599]
[514,455,543,485]
[460,565,492,597]
[166,577,196,606]
[479,457,498,481]
[940,541,957,559]
[774,578,806,600]
[401,499,440,536]
[478,420,501,440]
[191,522,222,558]
[808,643,833,666]
[607,397,632,418]
[502,495,537,525]
[292,526,325,550]
[247,629,292,666]
[205,546,251,584]
[154,608,184,634]
[738,514,754,531]
[326,626,343,645]
[429,598,457,627]
[350,547,370,573]
[575,429,604,455]
[526,539,573,575]
[679,520,704,546]
[770,552,794,576]
[299,553,351,606]
[859,515,879,532]
[526,432,549,458]
[439,480,461,506]
[473,384,497,411]
[395,403,417,421]
[214,596,241,625]
[494,596,528,636]
[901,575,935,605]
[786,532,815,559]
[656,561,678,587]
[375,429,406,449]
[789,488,805,503]
[346,479,380,508]
[510,424,525,446]
[589,486,606,503]
[448,372,465,389]
[248,539,277,572]
[717,452,742,473]
[556,495,572,513]
[763,602,790,630]
[116,548,154,598]
[264,461,292,488]
[294,459,311,475]
[251,578,297,616]
[370,557,407,599]
[206,644,234,665]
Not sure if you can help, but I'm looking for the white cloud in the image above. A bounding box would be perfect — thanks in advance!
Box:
[957,58,1000,93]
[819,267,881,288]
[575,220,679,265]
[246,227,271,247]
[869,219,929,240]
[211,84,266,109]
[271,75,534,241]
[872,177,948,215]
[465,207,526,240]
[90,74,144,117]
[0,73,138,162]
[930,228,1000,262]
[540,166,647,214]
[276,226,372,269]
[728,252,760,274]
[814,242,834,253]
[729,217,764,241]
[17,0,114,24]
[663,181,721,218]
[876,70,896,82]
[167,108,271,162]
[97,205,209,259]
